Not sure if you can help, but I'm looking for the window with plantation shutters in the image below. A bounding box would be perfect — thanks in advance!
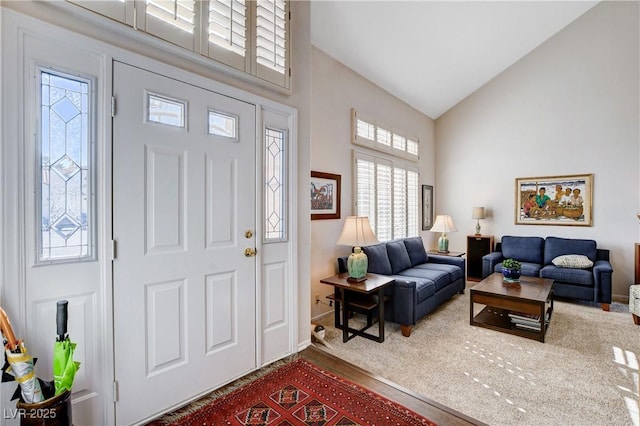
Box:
[255,0,289,87]
[207,0,249,72]
[64,0,290,89]
[351,109,419,162]
[355,151,419,242]
[138,0,198,51]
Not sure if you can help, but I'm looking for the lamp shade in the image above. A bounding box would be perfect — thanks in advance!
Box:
[430,215,457,233]
[472,207,485,220]
[336,216,379,247]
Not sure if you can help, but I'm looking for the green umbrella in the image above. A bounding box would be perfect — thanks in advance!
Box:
[53,301,80,395]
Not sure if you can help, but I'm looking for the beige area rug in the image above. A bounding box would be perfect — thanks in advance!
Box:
[316,291,640,426]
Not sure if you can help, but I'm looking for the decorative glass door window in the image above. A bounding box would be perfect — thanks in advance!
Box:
[208,109,238,139]
[38,70,95,262]
[264,127,287,241]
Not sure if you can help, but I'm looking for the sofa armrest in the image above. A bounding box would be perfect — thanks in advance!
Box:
[593,260,613,304]
[482,252,504,278]
[428,254,465,269]
[390,278,417,326]
[337,256,349,274]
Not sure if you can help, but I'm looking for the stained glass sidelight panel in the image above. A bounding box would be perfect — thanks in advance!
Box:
[264,127,287,241]
[39,70,93,262]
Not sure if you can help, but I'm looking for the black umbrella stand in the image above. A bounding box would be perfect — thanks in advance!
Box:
[16,390,71,426]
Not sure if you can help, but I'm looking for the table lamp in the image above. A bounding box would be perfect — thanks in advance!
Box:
[472,207,485,236]
[336,216,379,282]
[431,214,457,253]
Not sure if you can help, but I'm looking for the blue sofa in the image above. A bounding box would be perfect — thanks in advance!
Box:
[338,237,465,337]
[482,236,613,310]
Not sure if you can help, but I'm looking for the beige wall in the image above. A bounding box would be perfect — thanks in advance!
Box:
[435,1,640,300]
[310,47,435,319]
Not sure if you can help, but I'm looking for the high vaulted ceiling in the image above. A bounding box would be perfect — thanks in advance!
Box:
[310,1,600,119]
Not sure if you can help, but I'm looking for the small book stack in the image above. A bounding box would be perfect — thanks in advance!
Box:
[508,311,549,331]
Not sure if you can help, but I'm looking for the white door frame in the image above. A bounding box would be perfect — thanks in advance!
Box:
[1,8,298,425]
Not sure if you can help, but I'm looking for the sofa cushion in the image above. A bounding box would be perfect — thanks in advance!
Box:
[501,236,545,264]
[544,237,597,265]
[363,243,392,275]
[403,237,429,266]
[393,275,435,303]
[397,267,450,291]
[415,263,464,282]
[552,254,594,269]
[386,240,413,274]
[494,261,542,277]
[540,265,594,286]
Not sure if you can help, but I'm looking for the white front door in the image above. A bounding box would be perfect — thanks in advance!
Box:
[112,61,257,425]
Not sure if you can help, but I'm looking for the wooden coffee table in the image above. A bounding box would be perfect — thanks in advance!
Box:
[470,273,554,342]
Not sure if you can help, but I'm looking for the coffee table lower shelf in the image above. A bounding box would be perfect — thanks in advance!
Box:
[471,306,550,342]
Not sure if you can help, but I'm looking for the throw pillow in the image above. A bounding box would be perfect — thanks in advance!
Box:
[551,254,594,269]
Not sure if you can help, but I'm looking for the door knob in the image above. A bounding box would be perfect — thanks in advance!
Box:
[244,248,257,257]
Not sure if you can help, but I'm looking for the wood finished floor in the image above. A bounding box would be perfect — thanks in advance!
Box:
[301,345,485,426]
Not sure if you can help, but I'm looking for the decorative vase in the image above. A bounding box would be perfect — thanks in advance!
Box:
[502,267,521,281]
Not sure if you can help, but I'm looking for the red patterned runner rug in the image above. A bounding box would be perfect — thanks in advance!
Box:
[151,358,437,425]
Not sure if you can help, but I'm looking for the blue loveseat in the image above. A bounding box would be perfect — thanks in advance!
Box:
[338,237,465,337]
[482,236,613,310]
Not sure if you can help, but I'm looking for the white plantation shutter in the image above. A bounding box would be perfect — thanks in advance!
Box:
[393,168,407,239]
[407,138,419,156]
[355,155,377,232]
[138,0,198,50]
[255,0,289,87]
[67,0,131,24]
[392,134,406,152]
[207,0,249,71]
[376,162,393,242]
[407,170,419,237]
[354,151,418,242]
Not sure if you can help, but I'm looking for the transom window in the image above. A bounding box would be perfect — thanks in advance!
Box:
[66,0,290,89]
[38,69,95,262]
[351,109,419,161]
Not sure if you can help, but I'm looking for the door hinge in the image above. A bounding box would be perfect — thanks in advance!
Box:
[113,380,119,402]
[110,240,117,261]
[111,96,117,117]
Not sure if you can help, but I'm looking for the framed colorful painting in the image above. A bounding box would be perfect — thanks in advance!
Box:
[311,171,341,220]
[515,174,593,226]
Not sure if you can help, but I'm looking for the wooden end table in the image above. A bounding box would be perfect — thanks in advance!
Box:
[320,273,394,343]
[470,272,554,342]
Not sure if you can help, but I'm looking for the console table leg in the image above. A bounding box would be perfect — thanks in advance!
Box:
[341,288,349,343]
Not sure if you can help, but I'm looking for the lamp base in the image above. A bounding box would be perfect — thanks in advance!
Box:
[475,221,481,236]
[346,247,368,281]
[438,233,449,253]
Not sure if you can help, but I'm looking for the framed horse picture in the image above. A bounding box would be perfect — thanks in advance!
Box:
[311,171,341,220]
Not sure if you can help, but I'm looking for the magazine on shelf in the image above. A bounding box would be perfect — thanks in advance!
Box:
[514,322,543,331]
[508,311,550,331]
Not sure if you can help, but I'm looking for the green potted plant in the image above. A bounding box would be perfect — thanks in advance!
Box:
[502,258,522,282]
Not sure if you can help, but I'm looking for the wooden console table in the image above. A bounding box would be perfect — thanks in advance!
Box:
[320,273,394,343]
